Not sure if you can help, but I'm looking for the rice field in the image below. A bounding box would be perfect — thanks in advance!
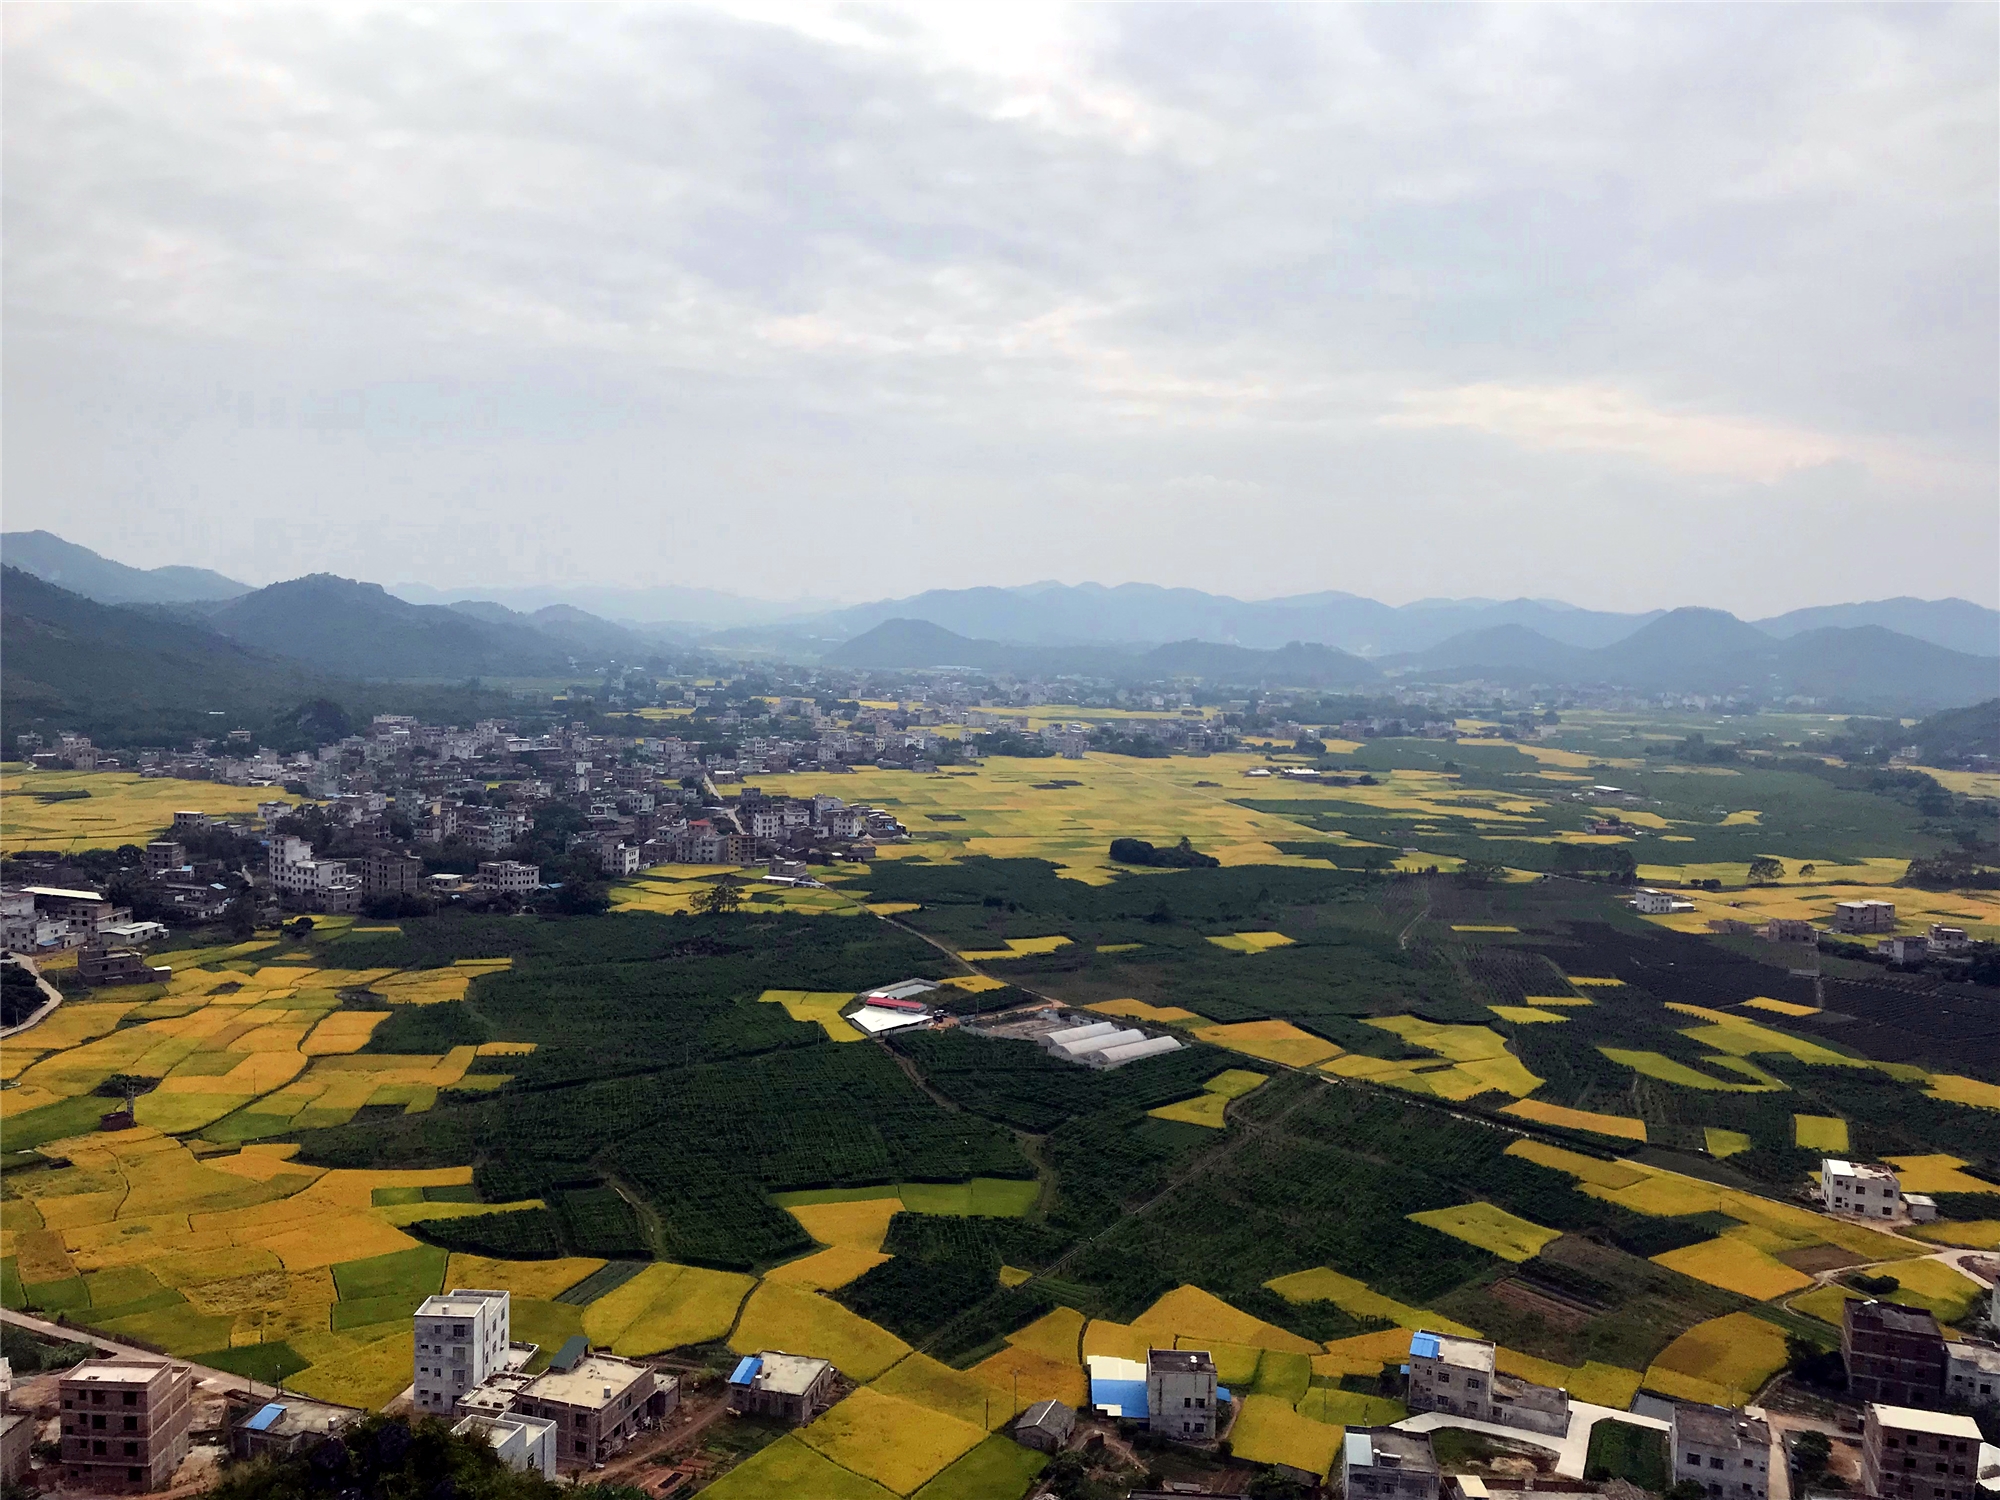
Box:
[1146,1068,1269,1129]
[1,771,278,854]
[1262,1266,1478,1336]
[764,1246,891,1292]
[1190,1020,1340,1069]
[798,1385,989,1495]
[1489,1005,1568,1024]
[1228,1393,1342,1476]
[758,990,866,1042]
[580,1261,754,1354]
[1742,997,1819,1018]
[1129,1285,1320,1354]
[1502,1099,1648,1141]
[1361,1017,1544,1098]
[1908,1221,2000,1249]
[1884,1155,1993,1193]
[1793,1115,1850,1151]
[1641,1312,1790,1406]
[907,1436,1046,1500]
[1704,1129,1753,1158]
[870,1353,1013,1432]
[1203,931,1296,953]
[1650,1237,1813,1300]
[957,936,1072,961]
[1087,998,1209,1026]
[697,1434,897,1500]
[731,1282,912,1381]
[1407,1202,1561,1262]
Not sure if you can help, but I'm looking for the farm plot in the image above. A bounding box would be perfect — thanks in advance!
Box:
[1205,931,1297,953]
[799,1385,989,1494]
[1641,1312,1789,1406]
[1649,1237,1812,1300]
[1792,1115,1850,1151]
[1502,1099,1648,1141]
[697,1434,897,1500]
[1,771,277,853]
[581,1261,755,1354]
[1408,1203,1560,1263]
[1190,1020,1340,1069]
[731,1282,911,1381]
[1147,1068,1269,1129]
[758,990,865,1042]
[1228,1393,1342,1477]
[1263,1266,1478,1337]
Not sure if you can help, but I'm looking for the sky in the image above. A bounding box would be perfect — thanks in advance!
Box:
[4,2,1996,613]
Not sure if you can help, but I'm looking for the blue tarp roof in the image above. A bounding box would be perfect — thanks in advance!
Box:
[728,1355,762,1387]
[1217,1387,1232,1402]
[1410,1332,1441,1360]
[1089,1376,1148,1418]
[245,1403,287,1432]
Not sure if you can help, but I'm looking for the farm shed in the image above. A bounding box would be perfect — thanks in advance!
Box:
[1092,1035,1183,1069]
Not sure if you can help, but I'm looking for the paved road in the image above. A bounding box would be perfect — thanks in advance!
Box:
[1394,1401,1669,1480]
[0,955,65,1039]
[0,1307,282,1404]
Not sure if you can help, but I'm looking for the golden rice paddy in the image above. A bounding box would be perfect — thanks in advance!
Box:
[1407,1202,1561,1262]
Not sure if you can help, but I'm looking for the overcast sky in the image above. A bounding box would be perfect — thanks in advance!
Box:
[5,3,1995,612]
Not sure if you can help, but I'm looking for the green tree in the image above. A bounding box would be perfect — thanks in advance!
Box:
[1747,856,1785,884]
[695,875,743,915]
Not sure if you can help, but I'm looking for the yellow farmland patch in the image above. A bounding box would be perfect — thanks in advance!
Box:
[1229,1394,1341,1477]
[1408,1203,1560,1262]
[757,990,864,1042]
[1192,1020,1339,1069]
[1643,1312,1789,1407]
[1131,1285,1319,1354]
[1504,1140,1646,1187]
[1365,1017,1542,1098]
[1204,931,1297,953]
[1263,1266,1479,1337]
[1503,1099,1648,1141]
[1317,1327,1424,1379]
[1451,925,1520,933]
[1871,1258,1987,1323]
[1090,998,1209,1025]
[871,1353,1012,1432]
[957,936,1072,960]
[940,974,1008,994]
[1908,1221,2000,1249]
[765,1246,891,1292]
[1490,1005,1567,1024]
[1599,1048,1783,1092]
[1884,1155,1995,1194]
[967,1345,1088,1414]
[1742,997,1820,1018]
[1793,1115,1850,1151]
[1928,1075,2000,1110]
[1566,977,1624,988]
[443,1255,604,1301]
[1,771,277,854]
[731,1282,910,1381]
[1522,994,1592,1006]
[1705,1129,1754,1159]
[1651,1237,1812,1300]
[1007,1307,1086,1363]
[780,1197,905,1253]
[1147,1068,1269,1129]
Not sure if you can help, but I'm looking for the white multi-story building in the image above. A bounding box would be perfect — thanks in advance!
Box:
[1833,899,1896,934]
[1822,1159,1902,1219]
[1670,1403,1770,1500]
[1145,1348,1218,1441]
[413,1289,511,1415]
[1944,1340,2000,1409]
[477,862,541,896]
[268,837,362,914]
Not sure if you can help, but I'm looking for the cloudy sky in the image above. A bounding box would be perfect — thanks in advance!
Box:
[5,3,1995,612]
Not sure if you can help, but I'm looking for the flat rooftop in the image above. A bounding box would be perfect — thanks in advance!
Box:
[1870,1404,1983,1439]
[1849,1301,1942,1336]
[731,1351,832,1397]
[64,1361,174,1384]
[1411,1330,1496,1374]
[1825,1159,1898,1180]
[1676,1403,1771,1447]
[1148,1348,1215,1376]
[525,1353,651,1408]
[1347,1427,1439,1473]
[417,1291,507,1318]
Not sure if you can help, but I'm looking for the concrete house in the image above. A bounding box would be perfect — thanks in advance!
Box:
[1833,900,1896,934]
[413,1288,512,1414]
[229,1396,363,1462]
[1407,1332,1497,1422]
[58,1358,194,1494]
[1944,1340,2000,1409]
[453,1412,559,1478]
[1344,1426,1442,1500]
[1822,1159,1903,1219]
[726,1352,834,1425]
[1861,1404,1984,1500]
[517,1352,672,1466]
[1670,1403,1770,1500]
[1146,1348,1218,1441]
[1843,1301,1948,1409]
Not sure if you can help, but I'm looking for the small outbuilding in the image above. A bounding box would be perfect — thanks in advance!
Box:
[1012,1398,1076,1454]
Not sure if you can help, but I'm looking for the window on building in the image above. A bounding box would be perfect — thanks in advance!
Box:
[1711,1458,1725,1469]
[92,1416,106,1430]
[122,1392,137,1406]
[128,1468,144,1483]
[124,1443,137,1456]
[92,1441,106,1455]
[124,1417,137,1430]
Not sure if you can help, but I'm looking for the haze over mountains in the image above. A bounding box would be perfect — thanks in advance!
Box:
[3,532,1995,721]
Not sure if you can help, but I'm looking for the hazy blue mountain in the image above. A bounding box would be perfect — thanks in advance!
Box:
[1,530,249,605]
[809,582,1660,654]
[1141,639,1380,687]
[0,566,323,743]
[448,599,651,659]
[1390,609,1993,711]
[201,575,577,680]
[1753,597,1999,657]
[392,580,821,629]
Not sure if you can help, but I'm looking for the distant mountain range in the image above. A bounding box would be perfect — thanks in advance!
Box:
[831,608,1997,711]
[1,530,249,605]
[2,532,1994,713]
